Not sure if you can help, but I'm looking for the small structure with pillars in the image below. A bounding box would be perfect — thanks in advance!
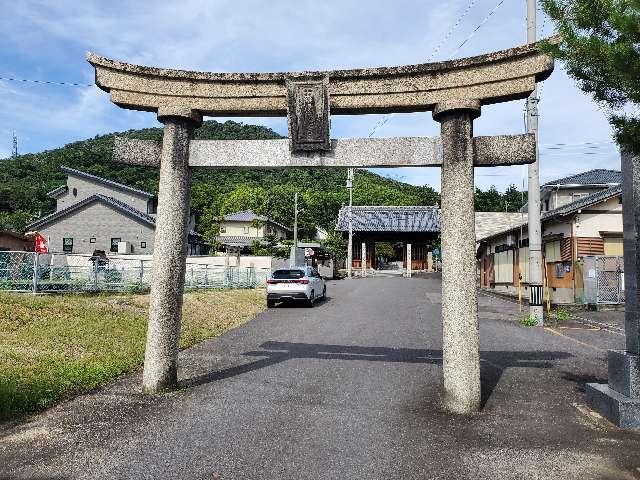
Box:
[335,206,440,276]
[88,40,554,414]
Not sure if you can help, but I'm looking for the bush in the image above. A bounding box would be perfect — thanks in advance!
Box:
[518,314,539,327]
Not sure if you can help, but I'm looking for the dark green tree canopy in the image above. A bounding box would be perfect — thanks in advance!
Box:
[542,0,640,153]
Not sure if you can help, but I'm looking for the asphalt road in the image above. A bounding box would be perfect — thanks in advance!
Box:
[2,275,640,479]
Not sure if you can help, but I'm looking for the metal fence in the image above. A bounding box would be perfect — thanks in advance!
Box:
[0,251,269,293]
[583,255,625,305]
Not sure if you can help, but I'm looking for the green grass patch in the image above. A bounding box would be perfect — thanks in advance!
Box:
[0,289,265,420]
[518,313,539,327]
[549,306,571,323]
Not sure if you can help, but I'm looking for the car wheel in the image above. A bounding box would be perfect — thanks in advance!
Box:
[267,299,276,308]
[307,290,315,307]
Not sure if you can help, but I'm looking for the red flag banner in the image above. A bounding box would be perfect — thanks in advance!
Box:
[35,233,48,253]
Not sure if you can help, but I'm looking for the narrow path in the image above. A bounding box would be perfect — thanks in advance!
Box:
[1,276,639,479]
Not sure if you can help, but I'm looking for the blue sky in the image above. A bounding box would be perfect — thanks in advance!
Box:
[0,0,619,191]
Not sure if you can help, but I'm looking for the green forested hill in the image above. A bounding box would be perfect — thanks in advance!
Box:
[0,120,440,240]
[0,120,525,241]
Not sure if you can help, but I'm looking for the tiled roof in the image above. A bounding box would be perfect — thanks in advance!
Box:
[543,169,622,187]
[336,206,441,232]
[61,166,155,198]
[27,194,201,238]
[477,185,622,241]
[475,212,527,241]
[223,210,291,232]
[543,184,622,220]
[215,236,268,247]
[46,185,68,198]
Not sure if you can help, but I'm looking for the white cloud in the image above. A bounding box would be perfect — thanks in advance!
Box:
[0,0,622,192]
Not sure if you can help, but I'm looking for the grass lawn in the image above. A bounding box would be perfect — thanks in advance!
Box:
[0,289,265,421]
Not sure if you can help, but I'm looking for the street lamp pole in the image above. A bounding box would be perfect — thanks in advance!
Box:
[347,168,354,278]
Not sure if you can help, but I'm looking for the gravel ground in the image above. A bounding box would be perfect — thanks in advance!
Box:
[1,275,640,480]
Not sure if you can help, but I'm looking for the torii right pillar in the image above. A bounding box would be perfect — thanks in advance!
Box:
[586,152,640,427]
[434,100,481,414]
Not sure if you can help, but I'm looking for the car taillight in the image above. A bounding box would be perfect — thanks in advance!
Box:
[266,279,277,284]
[293,279,309,284]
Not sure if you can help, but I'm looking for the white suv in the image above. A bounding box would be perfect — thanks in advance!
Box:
[266,266,326,308]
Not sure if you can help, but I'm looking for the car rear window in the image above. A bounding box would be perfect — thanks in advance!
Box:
[272,269,305,279]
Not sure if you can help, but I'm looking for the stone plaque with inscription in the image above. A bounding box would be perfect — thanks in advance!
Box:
[286,76,330,152]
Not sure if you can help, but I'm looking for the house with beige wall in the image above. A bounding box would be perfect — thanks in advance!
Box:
[26,167,207,255]
[477,169,623,305]
[216,210,291,252]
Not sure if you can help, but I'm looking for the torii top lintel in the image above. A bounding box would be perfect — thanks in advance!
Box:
[87,39,555,118]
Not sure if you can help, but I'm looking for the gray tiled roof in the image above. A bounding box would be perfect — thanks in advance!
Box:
[543,184,622,220]
[215,235,268,247]
[27,194,201,238]
[223,210,291,232]
[543,169,622,187]
[46,185,68,198]
[336,206,441,232]
[476,185,622,241]
[475,212,528,241]
[61,166,155,198]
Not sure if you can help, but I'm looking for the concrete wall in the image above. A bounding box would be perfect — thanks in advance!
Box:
[39,202,156,254]
[57,174,152,214]
[575,197,622,237]
[0,233,34,251]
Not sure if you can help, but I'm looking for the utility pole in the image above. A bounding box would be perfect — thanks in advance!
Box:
[527,0,544,326]
[11,130,18,158]
[347,168,354,278]
[290,192,299,267]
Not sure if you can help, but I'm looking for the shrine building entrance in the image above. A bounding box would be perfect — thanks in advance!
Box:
[336,206,440,276]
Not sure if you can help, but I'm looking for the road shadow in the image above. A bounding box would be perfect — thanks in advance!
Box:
[181,341,572,409]
[271,296,331,308]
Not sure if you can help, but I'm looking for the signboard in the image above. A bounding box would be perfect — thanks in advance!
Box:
[34,233,48,253]
[304,248,315,257]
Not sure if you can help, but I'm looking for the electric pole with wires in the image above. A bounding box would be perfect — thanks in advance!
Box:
[527,0,544,326]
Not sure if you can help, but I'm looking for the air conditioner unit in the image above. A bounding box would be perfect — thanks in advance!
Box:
[118,241,132,254]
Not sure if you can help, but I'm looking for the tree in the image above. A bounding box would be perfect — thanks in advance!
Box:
[542,0,640,153]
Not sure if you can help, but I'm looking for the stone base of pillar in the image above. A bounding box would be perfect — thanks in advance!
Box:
[585,382,640,428]
[586,350,640,427]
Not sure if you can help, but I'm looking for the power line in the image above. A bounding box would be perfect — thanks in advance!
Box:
[0,75,93,87]
[449,0,506,59]
[428,0,479,62]
[368,0,493,138]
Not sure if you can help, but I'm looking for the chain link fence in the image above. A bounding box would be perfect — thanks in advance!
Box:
[583,255,625,305]
[0,251,269,293]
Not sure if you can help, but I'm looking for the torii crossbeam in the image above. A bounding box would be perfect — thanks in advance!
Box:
[88,40,554,414]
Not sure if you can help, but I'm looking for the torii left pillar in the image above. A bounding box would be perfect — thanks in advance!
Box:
[142,108,202,393]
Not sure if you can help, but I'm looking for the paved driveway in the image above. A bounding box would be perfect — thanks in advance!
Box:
[2,276,640,479]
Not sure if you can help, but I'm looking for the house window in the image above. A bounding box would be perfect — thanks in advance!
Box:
[243,227,249,234]
[140,241,147,249]
[110,238,121,253]
[89,237,96,243]
[220,226,226,233]
[63,237,73,252]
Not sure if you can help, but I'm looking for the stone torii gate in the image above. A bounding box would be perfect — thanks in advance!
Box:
[88,41,554,414]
